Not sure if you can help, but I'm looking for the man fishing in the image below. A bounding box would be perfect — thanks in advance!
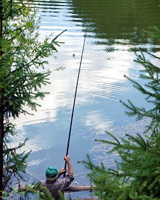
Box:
[41,155,74,200]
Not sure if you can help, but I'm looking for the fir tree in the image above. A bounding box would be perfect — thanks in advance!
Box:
[0,0,64,199]
[82,27,160,200]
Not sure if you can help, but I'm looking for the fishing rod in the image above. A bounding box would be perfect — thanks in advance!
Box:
[64,28,88,175]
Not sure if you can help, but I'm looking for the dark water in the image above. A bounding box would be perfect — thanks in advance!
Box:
[13,0,160,198]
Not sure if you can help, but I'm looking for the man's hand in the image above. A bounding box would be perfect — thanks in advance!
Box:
[58,168,67,177]
[64,155,71,163]
[64,155,74,176]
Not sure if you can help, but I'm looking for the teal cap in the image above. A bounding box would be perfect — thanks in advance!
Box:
[45,166,59,177]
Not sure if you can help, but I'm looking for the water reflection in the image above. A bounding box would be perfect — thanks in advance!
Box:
[71,0,160,45]
[12,0,160,198]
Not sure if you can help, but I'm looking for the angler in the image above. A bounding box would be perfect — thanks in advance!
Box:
[41,155,74,200]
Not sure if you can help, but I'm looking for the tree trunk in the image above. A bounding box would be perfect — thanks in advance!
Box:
[65,185,94,192]
[0,109,4,200]
[0,0,2,41]
[0,0,3,199]
[72,198,97,200]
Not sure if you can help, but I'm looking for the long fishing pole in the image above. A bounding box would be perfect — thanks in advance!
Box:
[64,28,88,174]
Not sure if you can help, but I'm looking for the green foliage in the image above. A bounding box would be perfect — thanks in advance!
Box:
[0,0,65,199]
[120,33,160,132]
[3,122,30,196]
[18,182,71,200]
[0,0,65,118]
[82,27,160,200]
[17,182,55,200]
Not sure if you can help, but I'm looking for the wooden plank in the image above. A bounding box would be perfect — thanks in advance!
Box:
[65,185,94,192]
[72,198,98,200]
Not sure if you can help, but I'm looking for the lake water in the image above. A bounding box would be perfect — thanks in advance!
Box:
[13,0,160,198]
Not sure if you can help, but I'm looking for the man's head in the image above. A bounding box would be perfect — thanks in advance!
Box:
[45,166,59,180]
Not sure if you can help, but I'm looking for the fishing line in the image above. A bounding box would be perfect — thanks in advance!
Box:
[64,27,88,173]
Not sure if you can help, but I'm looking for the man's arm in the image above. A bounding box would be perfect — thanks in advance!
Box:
[65,155,74,176]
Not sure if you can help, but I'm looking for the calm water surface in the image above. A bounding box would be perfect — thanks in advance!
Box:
[13,0,160,198]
